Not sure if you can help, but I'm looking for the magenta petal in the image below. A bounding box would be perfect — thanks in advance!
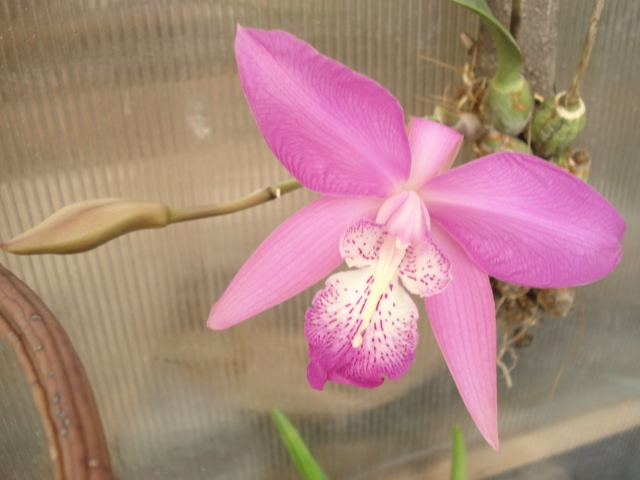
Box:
[425,222,498,451]
[339,221,385,269]
[305,270,419,390]
[235,26,411,197]
[398,233,452,297]
[405,117,463,190]
[208,196,381,330]
[423,153,625,288]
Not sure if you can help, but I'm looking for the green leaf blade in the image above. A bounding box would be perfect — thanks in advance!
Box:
[271,409,329,480]
[448,0,523,89]
[451,425,467,480]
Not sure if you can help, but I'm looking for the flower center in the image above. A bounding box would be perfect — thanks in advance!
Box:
[351,192,432,348]
[352,235,407,348]
[375,191,428,248]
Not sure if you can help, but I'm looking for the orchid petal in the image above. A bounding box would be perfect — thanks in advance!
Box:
[340,221,385,269]
[236,26,411,197]
[306,269,418,390]
[423,153,625,288]
[425,222,498,451]
[405,117,463,190]
[208,196,381,330]
[398,234,452,297]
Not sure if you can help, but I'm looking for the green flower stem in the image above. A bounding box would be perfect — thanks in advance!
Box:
[167,178,302,224]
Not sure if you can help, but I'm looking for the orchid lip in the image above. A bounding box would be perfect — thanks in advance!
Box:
[352,235,407,348]
[305,220,452,393]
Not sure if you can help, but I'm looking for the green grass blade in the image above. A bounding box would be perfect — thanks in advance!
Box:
[271,409,329,480]
[451,425,467,480]
[449,0,523,89]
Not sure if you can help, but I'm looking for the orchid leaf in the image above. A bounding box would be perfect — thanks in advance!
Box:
[451,425,467,480]
[449,0,523,89]
[271,409,329,480]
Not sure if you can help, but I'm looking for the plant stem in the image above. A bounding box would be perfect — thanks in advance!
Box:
[167,178,303,224]
[509,0,521,40]
[476,0,561,98]
[565,0,605,106]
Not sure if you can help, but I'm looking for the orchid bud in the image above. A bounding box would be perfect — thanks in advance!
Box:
[531,92,587,157]
[482,76,533,136]
[551,148,592,181]
[475,127,530,157]
[1,199,170,255]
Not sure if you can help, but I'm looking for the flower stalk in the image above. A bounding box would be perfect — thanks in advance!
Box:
[167,178,301,223]
[1,179,302,255]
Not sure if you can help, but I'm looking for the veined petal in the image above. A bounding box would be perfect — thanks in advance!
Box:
[422,153,625,288]
[305,269,419,390]
[208,196,381,330]
[398,234,452,297]
[405,117,463,190]
[425,222,498,451]
[340,221,385,269]
[236,26,411,197]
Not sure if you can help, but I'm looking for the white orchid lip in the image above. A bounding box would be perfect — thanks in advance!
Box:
[308,220,453,384]
[336,219,454,350]
[352,235,407,348]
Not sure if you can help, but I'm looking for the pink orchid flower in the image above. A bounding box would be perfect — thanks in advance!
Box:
[208,25,625,450]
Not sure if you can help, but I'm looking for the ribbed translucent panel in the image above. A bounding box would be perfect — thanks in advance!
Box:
[0,1,638,479]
